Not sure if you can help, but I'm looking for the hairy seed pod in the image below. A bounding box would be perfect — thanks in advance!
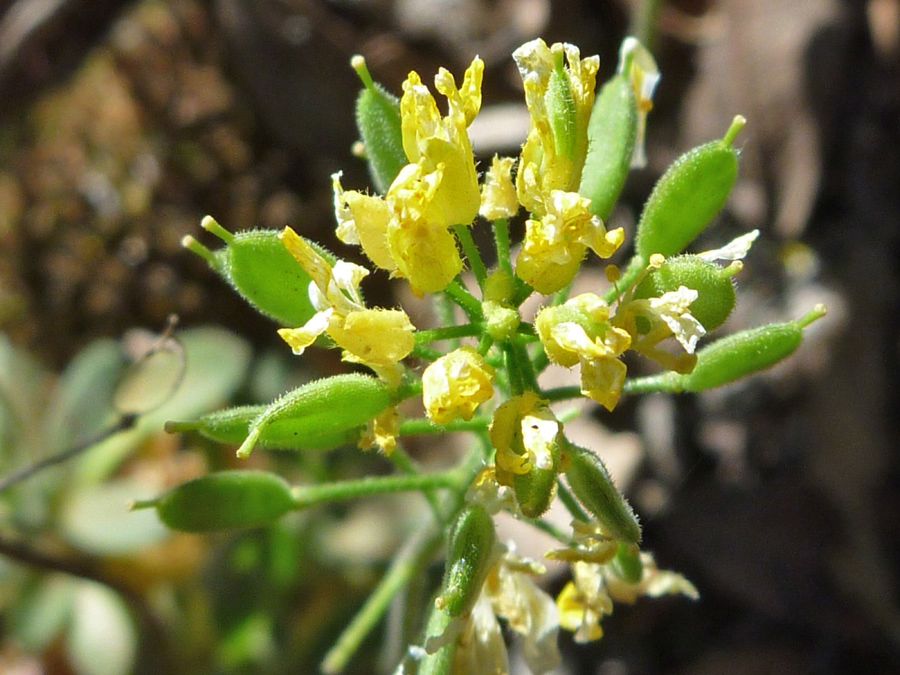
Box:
[564,442,641,543]
[139,470,297,533]
[635,116,746,261]
[436,504,497,617]
[634,255,738,331]
[653,305,826,393]
[235,373,394,458]
[165,405,363,451]
[182,219,324,328]
[578,74,637,221]
[352,55,407,194]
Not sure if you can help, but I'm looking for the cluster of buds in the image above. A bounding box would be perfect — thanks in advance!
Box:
[167,35,825,675]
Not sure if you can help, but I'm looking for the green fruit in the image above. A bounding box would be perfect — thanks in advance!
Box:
[635,116,745,260]
[634,255,737,331]
[564,442,641,543]
[146,471,297,533]
[578,74,637,221]
[437,504,497,617]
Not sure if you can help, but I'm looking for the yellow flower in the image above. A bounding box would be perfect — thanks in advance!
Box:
[516,190,624,294]
[401,58,483,227]
[423,347,495,425]
[535,294,632,410]
[334,58,484,297]
[385,163,464,296]
[513,39,599,216]
[479,155,519,221]
[333,172,396,272]
[276,227,415,373]
[360,407,400,456]
[557,553,698,644]
[489,393,561,487]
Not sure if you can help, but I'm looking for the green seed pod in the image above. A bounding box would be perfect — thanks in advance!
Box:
[234,373,393,458]
[578,74,637,221]
[182,218,320,328]
[436,504,497,617]
[513,433,561,519]
[564,442,641,543]
[352,55,407,194]
[633,255,738,331]
[546,53,579,162]
[611,542,643,584]
[635,116,746,260]
[652,305,826,393]
[165,405,363,451]
[137,470,297,533]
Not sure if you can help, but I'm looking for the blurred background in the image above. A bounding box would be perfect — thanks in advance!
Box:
[1,0,899,673]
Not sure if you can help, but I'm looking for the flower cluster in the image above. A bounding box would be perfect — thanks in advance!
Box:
[178,31,823,675]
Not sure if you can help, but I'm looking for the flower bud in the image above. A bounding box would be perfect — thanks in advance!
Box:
[182,218,321,328]
[165,404,363,451]
[136,470,297,533]
[635,116,745,260]
[235,373,394,458]
[351,55,408,194]
[436,504,497,617]
[633,255,737,331]
[564,442,641,543]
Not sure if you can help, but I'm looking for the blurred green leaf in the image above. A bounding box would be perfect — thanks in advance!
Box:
[65,581,137,675]
[73,326,252,485]
[46,339,125,454]
[59,478,170,556]
[9,575,75,652]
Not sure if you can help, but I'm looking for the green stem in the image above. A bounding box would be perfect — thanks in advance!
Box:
[503,343,524,396]
[321,526,444,674]
[477,334,494,357]
[540,386,583,403]
[493,219,513,275]
[399,416,492,436]
[512,339,539,392]
[322,447,485,674]
[390,444,444,524]
[415,324,483,345]
[621,373,677,395]
[453,225,487,289]
[630,0,663,51]
[444,280,483,322]
[291,472,462,510]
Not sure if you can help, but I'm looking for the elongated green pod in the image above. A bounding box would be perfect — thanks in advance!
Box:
[635,116,746,260]
[633,255,738,331]
[578,74,637,221]
[352,55,407,194]
[564,442,641,543]
[182,219,321,328]
[435,504,497,617]
[136,470,297,533]
[636,305,826,393]
[236,373,393,458]
[165,405,363,451]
